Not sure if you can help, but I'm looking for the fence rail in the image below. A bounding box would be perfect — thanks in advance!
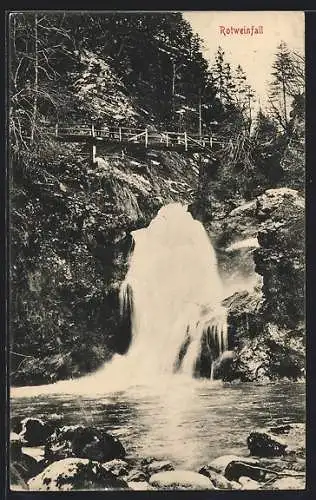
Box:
[54,123,227,153]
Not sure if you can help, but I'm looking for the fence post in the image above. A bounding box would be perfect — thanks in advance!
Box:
[91,122,96,164]
[210,135,213,148]
[166,133,169,147]
[119,127,122,142]
[55,123,58,137]
[184,131,188,151]
[145,128,148,148]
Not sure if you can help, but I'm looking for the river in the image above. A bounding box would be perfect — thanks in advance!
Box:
[11,380,305,471]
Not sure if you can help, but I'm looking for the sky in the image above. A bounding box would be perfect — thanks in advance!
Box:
[183,11,304,109]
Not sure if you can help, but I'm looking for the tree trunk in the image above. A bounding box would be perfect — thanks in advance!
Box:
[198,92,202,138]
[30,14,38,144]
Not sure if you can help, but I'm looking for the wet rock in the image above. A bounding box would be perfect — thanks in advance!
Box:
[270,476,305,490]
[216,188,305,383]
[27,458,130,491]
[19,417,54,446]
[247,430,287,457]
[147,460,174,474]
[10,432,22,461]
[149,470,215,490]
[247,423,304,458]
[101,459,129,476]
[238,476,260,489]
[199,466,239,489]
[206,455,261,481]
[128,481,155,490]
[211,351,236,380]
[45,425,126,462]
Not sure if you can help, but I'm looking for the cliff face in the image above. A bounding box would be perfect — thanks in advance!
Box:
[214,188,305,382]
[11,141,201,385]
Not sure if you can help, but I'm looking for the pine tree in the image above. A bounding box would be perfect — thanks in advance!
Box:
[268,41,295,134]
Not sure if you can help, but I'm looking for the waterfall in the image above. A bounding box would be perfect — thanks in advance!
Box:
[10,203,229,398]
[118,203,228,381]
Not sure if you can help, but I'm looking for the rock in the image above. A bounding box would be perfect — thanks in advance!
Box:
[27,458,130,491]
[254,190,304,330]
[149,470,215,490]
[11,435,45,480]
[248,430,287,457]
[19,418,54,446]
[12,452,42,481]
[238,476,260,489]
[280,423,305,455]
[247,424,304,458]
[214,188,305,383]
[101,459,129,476]
[270,476,305,490]
[45,425,126,462]
[256,188,304,219]
[210,351,236,380]
[128,481,155,490]
[147,460,174,474]
[199,466,239,489]
[206,455,261,481]
[126,469,148,482]
[10,432,22,460]
[10,464,29,490]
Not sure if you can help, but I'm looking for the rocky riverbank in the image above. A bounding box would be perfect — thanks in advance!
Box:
[10,417,305,491]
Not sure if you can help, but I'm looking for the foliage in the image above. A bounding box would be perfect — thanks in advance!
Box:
[8,12,305,384]
[268,41,305,135]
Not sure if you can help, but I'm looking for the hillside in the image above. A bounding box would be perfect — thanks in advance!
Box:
[9,12,305,385]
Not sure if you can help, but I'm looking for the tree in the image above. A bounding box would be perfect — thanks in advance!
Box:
[268,41,304,135]
[10,12,78,155]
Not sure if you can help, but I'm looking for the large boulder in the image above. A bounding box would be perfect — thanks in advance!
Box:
[247,432,287,457]
[149,470,215,490]
[205,455,261,480]
[44,425,126,462]
[247,423,305,458]
[27,458,130,491]
[18,418,55,446]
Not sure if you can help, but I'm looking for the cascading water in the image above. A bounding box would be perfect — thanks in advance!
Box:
[118,203,229,381]
[11,203,229,397]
